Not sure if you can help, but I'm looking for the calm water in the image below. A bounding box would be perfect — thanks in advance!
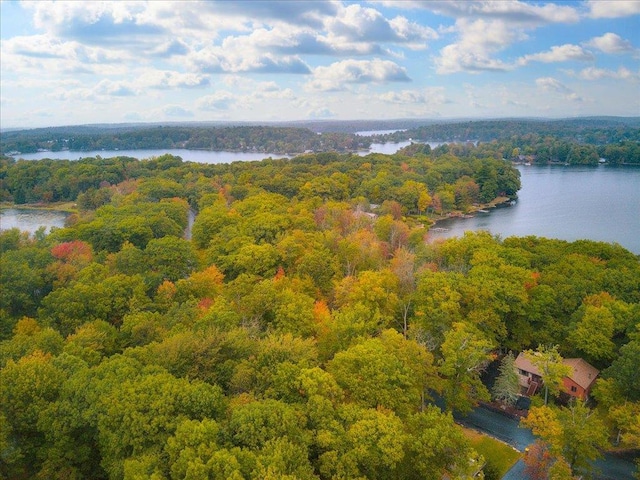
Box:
[11,140,435,161]
[360,140,447,156]
[361,141,412,155]
[10,148,291,163]
[0,208,69,233]
[427,165,640,254]
[355,129,407,135]
[3,158,639,254]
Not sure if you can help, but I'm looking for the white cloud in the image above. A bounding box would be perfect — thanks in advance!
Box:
[93,79,136,96]
[187,41,311,74]
[518,44,595,65]
[197,92,237,111]
[378,87,446,106]
[324,4,437,49]
[137,70,210,89]
[200,1,339,29]
[162,105,194,117]
[463,83,491,110]
[388,16,438,48]
[1,34,129,75]
[383,1,579,24]
[25,1,229,44]
[587,1,640,18]
[251,85,296,101]
[2,0,638,125]
[123,112,143,121]
[149,39,190,58]
[586,33,637,54]
[536,77,571,93]
[305,58,411,91]
[308,107,335,118]
[536,77,582,102]
[435,18,517,73]
[38,70,209,100]
[47,79,138,102]
[574,66,640,82]
[427,1,580,75]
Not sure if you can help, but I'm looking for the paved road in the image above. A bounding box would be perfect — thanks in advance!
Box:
[454,405,637,480]
[455,405,534,452]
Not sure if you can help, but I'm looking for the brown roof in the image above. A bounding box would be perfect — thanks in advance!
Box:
[563,358,599,390]
[514,352,541,376]
[514,353,599,390]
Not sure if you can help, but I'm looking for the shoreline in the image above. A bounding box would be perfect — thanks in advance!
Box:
[426,196,514,229]
[0,201,78,213]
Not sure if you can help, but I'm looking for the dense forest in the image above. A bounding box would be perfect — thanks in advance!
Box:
[2,118,639,165]
[375,117,640,143]
[1,144,639,480]
[0,145,520,209]
[0,125,368,156]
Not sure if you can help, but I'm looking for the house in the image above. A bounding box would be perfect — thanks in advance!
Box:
[514,353,543,397]
[561,358,599,400]
[513,353,599,401]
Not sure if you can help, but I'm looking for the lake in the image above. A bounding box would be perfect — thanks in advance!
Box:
[3,155,639,255]
[10,148,292,163]
[427,165,640,254]
[0,208,69,234]
[9,139,430,162]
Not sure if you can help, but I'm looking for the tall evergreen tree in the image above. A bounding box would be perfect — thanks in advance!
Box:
[492,352,520,406]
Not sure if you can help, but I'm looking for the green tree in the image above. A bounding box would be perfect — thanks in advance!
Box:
[524,345,572,405]
[522,401,608,477]
[165,418,248,480]
[492,352,520,406]
[145,236,198,284]
[439,322,494,414]
[0,351,65,478]
[568,304,617,362]
[227,399,310,450]
[0,317,64,367]
[95,372,225,479]
[402,406,476,480]
[603,339,640,401]
[330,405,408,480]
[328,330,436,417]
[412,271,463,350]
[333,269,400,329]
[254,437,317,480]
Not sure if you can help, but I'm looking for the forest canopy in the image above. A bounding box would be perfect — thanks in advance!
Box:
[1,145,639,479]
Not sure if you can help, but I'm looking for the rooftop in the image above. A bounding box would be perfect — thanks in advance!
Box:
[514,353,599,390]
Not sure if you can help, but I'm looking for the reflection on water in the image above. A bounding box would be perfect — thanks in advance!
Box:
[0,208,69,234]
[12,141,443,162]
[427,165,640,254]
[10,148,291,163]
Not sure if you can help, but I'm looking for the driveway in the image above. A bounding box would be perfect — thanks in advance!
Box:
[454,405,637,480]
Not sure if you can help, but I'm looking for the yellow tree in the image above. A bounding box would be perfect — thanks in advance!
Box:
[522,401,608,477]
[524,345,571,405]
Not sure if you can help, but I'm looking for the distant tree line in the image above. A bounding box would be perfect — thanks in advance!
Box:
[0,126,370,156]
[377,118,640,144]
[2,119,638,165]
[379,119,640,165]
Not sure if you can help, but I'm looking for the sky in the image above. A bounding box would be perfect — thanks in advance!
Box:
[1,0,639,129]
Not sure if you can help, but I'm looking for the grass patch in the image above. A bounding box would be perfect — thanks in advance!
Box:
[462,427,521,480]
[0,201,78,213]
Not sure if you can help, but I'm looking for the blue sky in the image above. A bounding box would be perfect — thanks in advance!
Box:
[1,0,638,128]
